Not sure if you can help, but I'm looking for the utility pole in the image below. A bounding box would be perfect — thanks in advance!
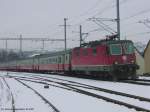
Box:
[64,18,67,52]
[80,25,82,47]
[19,34,22,57]
[116,0,120,40]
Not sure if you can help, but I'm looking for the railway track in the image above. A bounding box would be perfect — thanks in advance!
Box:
[48,73,150,86]
[49,74,150,86]
[7,72,150,87]
[6,74,150,102]
[17,72,150,86]
[2,78,15,112]
[120,80,150,86]
[14,78,60,112]
[9,75,150,112]
[16,75,150,102]
[135,79,150,83]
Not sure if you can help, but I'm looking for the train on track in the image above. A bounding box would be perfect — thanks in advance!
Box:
[0,36,139,80]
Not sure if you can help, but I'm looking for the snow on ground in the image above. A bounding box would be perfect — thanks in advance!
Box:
[72,83,150,110]
[0,71,139,112]
[47,75,150,99]
[19,75,150,111]
[1,77,56,112]
[139,76,150,80]
[22,80,137,112]
[0,78,12,111]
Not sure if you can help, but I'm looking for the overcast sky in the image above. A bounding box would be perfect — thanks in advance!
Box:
[0,0,150,51]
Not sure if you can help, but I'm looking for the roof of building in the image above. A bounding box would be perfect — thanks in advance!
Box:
[144,40,150,57]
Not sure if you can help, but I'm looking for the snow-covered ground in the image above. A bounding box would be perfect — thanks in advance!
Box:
[0,78,12,111]
[0,71,150,112]
[0,77,57,112]
[4,78,57,112]
[139,76,150,80]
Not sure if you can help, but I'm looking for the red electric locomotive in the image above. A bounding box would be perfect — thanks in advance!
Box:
[71,38,139,80]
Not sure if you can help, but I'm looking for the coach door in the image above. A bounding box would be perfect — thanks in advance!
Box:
[58,56,65,71]
[58,56,61,71]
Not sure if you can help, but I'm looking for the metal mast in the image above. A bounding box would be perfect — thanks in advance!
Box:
[116,0,120,40]
[64,18,67,52]
[19,34,22,56]
[79,25,82,47]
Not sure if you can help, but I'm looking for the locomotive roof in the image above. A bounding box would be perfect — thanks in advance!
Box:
[77,39,133,48]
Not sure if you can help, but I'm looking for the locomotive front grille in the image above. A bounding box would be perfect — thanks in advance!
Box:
[113,64,139,72]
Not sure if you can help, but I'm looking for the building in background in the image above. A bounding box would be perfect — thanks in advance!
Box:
[135,48,145,75]
[144,40,150,75]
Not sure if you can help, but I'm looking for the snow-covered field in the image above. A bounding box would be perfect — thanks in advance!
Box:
[0,71,150,112]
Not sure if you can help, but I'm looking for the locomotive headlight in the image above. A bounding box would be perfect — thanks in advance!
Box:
[114,61,118,64]
[131,60,135,63]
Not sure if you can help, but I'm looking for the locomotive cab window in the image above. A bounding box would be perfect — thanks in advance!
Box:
[123,43,134,54]
[109,44,122,55]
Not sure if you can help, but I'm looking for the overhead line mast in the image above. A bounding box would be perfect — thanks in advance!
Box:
[80,25,82,47]
[116,0,120,40]
[88,0,120,40]
[64,18,67,52]
[60,18,70,52]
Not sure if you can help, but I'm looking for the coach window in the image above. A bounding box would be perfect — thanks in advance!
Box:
[46,60,47,64]
[40,60,42,64]
[56,58,57,62]
[59,57,61,63]
[93,48,97,56]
